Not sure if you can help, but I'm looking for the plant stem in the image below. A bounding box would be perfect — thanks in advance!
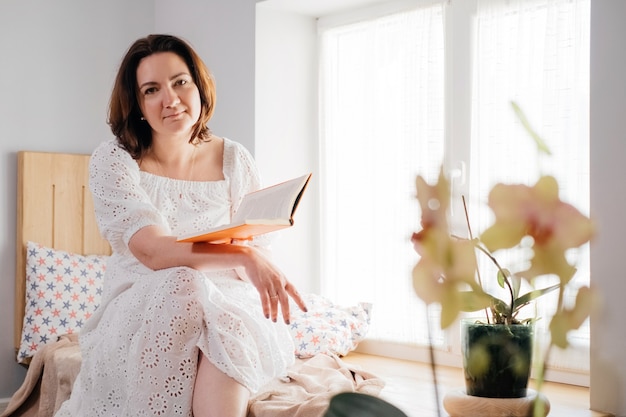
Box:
[426,304,442,417]
[527,287,563,416]
[473,244,516,323]
[526,341,552,417]
[461,196,491,324]
[534,289,563,415]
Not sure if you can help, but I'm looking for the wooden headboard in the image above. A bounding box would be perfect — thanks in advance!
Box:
[15,151,111,354]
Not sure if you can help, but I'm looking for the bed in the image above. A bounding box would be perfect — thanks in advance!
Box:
[4,151,383,417]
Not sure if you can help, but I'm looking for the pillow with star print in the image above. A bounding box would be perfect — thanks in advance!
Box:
[288,293,372,359]
[17,241,107,364]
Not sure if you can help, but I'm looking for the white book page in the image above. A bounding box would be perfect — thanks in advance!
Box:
[232,174,310,223]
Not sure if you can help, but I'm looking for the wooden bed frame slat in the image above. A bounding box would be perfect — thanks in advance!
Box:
[15,151,111,354]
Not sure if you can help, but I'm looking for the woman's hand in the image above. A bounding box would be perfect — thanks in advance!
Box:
[238,245,308,324]
[129,229,306,322]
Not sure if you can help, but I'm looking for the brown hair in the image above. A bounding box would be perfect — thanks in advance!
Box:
[108,34,216,160]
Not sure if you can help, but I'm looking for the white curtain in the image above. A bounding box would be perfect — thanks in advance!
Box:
[318,0,590,374]
[319,3,446,346]
[470,0,590,371]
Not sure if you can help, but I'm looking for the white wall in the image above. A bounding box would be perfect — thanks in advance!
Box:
[255,4,319,293]
[589,1,626,415]
[0,0,155,398]
[0,0,259,400]
[155,0,257,153]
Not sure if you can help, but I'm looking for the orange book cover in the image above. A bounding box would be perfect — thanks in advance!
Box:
[177,173,312,244]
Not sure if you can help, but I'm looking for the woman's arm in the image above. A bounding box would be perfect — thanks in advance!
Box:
[129,225,307,323]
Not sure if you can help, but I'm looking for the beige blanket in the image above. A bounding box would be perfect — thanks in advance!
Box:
[2,337,384,417]
[2,334,81,417]
[249,352,385,417]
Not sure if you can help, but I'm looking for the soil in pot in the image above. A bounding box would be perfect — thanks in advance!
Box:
[461,320,533,398]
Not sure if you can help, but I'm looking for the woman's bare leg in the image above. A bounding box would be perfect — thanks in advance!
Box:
[193,353,250,417]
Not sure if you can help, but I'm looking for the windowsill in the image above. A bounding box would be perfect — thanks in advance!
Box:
[341,352,613,417]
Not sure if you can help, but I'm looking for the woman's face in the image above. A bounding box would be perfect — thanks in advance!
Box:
[136,52,201,141]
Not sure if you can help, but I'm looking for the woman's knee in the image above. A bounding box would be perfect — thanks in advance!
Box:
[193,353,250,417]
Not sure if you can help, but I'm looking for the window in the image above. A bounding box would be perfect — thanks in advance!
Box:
[319,2,446,349]
[318,0,590,382]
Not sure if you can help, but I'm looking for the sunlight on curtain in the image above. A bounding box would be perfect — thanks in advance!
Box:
[318,0,590,373]
[468,0,590,371]
[319,4,446,346]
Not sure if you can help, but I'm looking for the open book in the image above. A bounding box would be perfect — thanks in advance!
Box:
[177,173,312,244]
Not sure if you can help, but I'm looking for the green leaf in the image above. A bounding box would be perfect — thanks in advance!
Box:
[513,283,560,310]
[496,268,513,291]
[490,297,511,316]
[458,291,493,312]
[497,270,506,288]
[511,101,552,155]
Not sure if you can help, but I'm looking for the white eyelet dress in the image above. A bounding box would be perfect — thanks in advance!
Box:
[54,138,295,417]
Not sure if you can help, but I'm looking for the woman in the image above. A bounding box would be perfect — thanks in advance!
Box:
[55,34,307,417]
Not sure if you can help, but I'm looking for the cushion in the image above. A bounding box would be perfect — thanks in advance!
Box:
[18,241,107,363]
[17,243,369,362]
[288,293,372,358]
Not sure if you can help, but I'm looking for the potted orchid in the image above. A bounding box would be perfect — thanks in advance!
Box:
[411,103,599,412]
[323,104,599,416]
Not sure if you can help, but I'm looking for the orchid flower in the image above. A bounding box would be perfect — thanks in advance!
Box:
[480,175,595,286]
[411,170,598,339]
[411,169,489,328]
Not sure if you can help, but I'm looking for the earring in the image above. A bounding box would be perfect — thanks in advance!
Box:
[140,116,146,121]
